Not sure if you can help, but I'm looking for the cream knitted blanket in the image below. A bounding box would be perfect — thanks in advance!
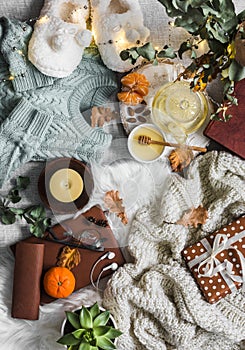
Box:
[103,151,245,350]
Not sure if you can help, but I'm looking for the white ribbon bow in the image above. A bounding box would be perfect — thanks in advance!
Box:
[188,230,245,293]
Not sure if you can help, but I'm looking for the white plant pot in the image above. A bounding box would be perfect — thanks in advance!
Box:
[60,305,118,349]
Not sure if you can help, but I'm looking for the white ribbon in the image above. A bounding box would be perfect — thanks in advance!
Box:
[188,230,245,293]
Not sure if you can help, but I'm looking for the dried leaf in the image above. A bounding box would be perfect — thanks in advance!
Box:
[176,205,208,228]
[90,106,117,128]
[104,190,128,225]
[168,148,194,172]
[57,246,81,270]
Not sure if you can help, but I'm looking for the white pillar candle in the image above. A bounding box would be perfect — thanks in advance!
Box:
[49,168,84,203]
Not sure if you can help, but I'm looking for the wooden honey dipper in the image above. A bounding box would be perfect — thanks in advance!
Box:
[138,135,207,152]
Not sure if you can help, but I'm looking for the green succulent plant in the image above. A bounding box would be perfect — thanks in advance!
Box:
[57,303,122,350]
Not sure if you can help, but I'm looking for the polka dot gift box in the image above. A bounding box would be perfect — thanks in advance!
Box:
[182,215,245,304]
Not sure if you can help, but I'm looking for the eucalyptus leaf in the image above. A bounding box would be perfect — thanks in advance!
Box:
[228,59,245,81]
[9,207,25,215]
[219,0,236,15]
[16,176,30,190]
[191,50,197,59]
[43,217,52,227]
[120,47,141,64]
[130,50,140,60]
[156,0,181,17]
[175,9,204,34]
[226,94,238,105]
[206,22,229,43]
[119,50,130,61]
[173,0,189,13]
[7,189,21,204]
[157,46,176,59]
[1,211,16,225]
[28,205,46,219]
[0,175,50,237]
[137,42,156,61]
[29,224,43,237]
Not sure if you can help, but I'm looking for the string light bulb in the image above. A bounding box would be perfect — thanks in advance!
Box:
[17,49,24,57]
[168,21,175,27]
[38,15,49,24]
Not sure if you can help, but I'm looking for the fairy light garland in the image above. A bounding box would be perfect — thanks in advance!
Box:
[0,17,41,84]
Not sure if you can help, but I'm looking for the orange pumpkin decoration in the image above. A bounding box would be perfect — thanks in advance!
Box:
[118,72,150,105]
[43,266,76,298]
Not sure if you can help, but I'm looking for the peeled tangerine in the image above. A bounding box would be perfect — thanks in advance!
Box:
[118,72,150,105]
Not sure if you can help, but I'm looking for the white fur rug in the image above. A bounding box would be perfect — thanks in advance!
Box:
[0,158,169,350]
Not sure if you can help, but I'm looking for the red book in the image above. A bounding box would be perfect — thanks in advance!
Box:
[204,78,245,159]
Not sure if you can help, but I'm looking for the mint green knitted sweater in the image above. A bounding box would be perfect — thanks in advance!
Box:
[0,17,118,187]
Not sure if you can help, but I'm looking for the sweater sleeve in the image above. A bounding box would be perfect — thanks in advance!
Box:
[0,98,53,188]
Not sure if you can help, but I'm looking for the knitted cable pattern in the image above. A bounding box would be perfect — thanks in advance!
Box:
[103,151,245,350]
[0,18,118,187]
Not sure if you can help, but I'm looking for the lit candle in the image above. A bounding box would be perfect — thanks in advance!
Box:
[49,168,84,203]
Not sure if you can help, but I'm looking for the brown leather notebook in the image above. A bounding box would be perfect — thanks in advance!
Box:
[11,206,125,306]
[11,242,44,320]
[204,78,245,159]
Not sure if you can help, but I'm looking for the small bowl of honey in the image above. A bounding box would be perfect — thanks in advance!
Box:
[127,123,166,163]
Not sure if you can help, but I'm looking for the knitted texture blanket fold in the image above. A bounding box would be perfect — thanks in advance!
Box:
[103,151,245,350]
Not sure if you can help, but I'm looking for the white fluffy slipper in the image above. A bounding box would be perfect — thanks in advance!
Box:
[91,0,150,72]
[28,0,92,78]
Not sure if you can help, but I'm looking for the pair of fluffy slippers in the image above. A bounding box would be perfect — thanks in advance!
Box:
[28,0,150,77]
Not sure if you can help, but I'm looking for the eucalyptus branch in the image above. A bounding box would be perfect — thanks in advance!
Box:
[0,176,51,237]
[120,0,245,121]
